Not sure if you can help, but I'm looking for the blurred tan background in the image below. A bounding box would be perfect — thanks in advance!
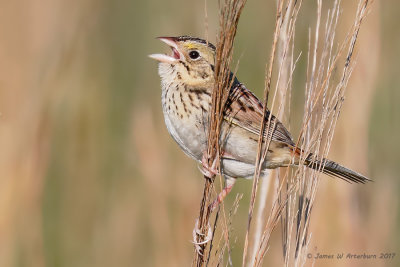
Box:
[0,0,399,266]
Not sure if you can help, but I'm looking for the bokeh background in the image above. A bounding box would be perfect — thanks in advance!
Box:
[0,0,399,266]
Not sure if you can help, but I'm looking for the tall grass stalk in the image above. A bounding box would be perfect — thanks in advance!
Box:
[192,0,246,266]
[248,0,372,266]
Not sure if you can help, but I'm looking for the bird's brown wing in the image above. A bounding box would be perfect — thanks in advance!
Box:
[222,81,371,184]
[224,82,295,146]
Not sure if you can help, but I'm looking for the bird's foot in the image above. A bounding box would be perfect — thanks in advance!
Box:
[199,152,219,178]
[192,219,212,255]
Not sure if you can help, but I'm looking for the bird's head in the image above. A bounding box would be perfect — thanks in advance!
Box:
[149,36,216,87]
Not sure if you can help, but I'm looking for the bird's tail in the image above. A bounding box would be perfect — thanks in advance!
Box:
[305,156,370,183]
[292,147,371,183]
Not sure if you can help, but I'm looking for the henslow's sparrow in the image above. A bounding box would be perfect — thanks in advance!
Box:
[149,36,370,206]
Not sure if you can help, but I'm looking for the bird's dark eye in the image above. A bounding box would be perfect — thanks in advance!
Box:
[189,50,200,60]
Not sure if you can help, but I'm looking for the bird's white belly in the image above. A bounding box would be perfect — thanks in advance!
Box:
[163,111,206,161]
[221,158,270,179]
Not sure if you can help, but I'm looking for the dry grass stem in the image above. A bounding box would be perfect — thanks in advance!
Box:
[230,0,374,266]
[247,0,373,266]
[192,0,247,265]
[244,0,302,265]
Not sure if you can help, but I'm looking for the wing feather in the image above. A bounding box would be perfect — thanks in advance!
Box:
[224,81,295,146]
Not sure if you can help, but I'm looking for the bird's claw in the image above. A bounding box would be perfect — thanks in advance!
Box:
[199,152,219,178]
[192,219,212,255]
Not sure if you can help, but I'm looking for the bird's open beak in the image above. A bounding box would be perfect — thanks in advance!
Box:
[149,37,182,63]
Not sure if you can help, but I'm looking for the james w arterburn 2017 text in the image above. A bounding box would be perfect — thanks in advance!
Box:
[309,252,396,260]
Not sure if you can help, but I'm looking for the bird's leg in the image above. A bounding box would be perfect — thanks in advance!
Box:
[199,151,219,178]
[209,177,236,212]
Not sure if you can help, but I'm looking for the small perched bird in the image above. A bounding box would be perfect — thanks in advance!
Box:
[150,36,370,207]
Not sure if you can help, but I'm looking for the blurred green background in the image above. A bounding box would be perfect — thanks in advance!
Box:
[0,0,399,266]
